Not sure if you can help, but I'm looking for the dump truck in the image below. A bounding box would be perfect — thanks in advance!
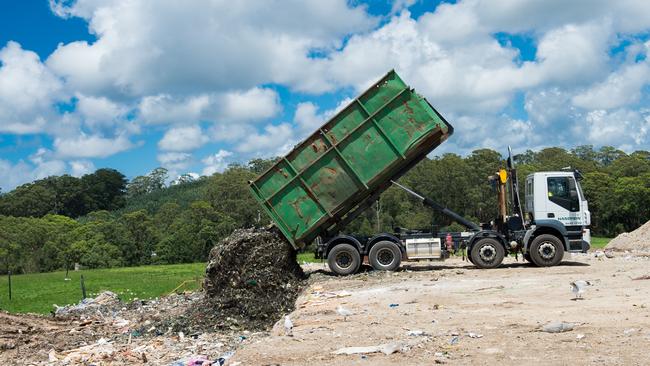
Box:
[249,70,591,275]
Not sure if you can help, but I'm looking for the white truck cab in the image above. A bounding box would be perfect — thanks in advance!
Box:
[524,171,591,252]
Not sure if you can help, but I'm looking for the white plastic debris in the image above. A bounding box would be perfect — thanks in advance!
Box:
[541,322,575,333]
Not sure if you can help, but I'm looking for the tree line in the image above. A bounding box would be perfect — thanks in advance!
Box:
[0,145,648,274]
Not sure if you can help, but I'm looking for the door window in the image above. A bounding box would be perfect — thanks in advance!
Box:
[547,177,579,212]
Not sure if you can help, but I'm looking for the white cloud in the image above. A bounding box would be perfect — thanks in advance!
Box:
[158,125,208,151]
[138,94,211,125]
[572,61,650,109]
[201,150,233,176]
[236,123,295,155]
[0,41,63,134]
[219,87,281,122]
[157,151,193,171]
[47,0,376,96]
[54,134,134,158]
[69,160,96,176]
[75,94,128,129]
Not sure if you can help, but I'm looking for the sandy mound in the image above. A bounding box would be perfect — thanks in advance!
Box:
[202,227,306,330]
[605,220,650,252]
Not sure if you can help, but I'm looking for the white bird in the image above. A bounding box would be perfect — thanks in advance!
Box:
[570,280,591,300]
[336,305,353,321]
[284,315,293,336]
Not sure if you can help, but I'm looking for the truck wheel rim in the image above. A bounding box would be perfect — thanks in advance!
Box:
[377,248,395,266]
[335,252,353,268]
[538,242,556,260]
[479,245,496,262]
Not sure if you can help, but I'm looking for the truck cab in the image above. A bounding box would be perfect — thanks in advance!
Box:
[524,171,591,253]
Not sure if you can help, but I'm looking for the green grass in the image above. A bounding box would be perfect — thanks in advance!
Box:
[590,236,612,249]
[0,263,205,315]
[297,251,320,263]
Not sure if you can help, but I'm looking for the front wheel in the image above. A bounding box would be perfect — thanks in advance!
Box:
[529,234,564,267]
[327,243,361,276]
[470,238,505,269]
[369,241,402,271]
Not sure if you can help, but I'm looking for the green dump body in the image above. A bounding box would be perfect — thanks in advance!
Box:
[249,70,453,249]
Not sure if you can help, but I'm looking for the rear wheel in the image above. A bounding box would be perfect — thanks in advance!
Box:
[369,241,401,271]
[327,243,361,276]
[529,234,564,267]
[470,238,505,269]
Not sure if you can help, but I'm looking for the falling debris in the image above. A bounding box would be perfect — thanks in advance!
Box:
[203,228,306,330]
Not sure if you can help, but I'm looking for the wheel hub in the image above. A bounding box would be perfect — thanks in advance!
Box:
[376,248,395,266]
[336,252,352,268]
[479,245,496,262]
[538,242,556,260]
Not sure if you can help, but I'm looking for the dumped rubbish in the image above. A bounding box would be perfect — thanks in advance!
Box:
[449,336,459,345]
[203,228,306,330]
[389,304,399,308]
[333,342,403,355]
[576,334,585,340]
[408,330,428,336]
[467,332,483,338]
[54,291,120,317]
[541,322,575,333]
[624,328,637,335]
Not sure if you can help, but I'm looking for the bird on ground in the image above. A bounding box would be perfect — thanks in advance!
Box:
[570,280,591,300]
[284,315,293,336]
[336,305,353,321]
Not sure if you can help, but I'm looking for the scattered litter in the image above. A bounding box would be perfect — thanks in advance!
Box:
[624,328,637,335]
[389,304,399,308]
[605,250,615,259]
[407,330,428,336]
[576,334,585,340]
[449,336,459,345]
[541,322,575,333]
[55,291,120,317]
[333,342,403,355]
[467,332,483,338]
[284,316,293,336]
[632,275,650,281]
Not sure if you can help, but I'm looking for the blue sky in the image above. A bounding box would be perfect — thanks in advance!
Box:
[1,0,649,190]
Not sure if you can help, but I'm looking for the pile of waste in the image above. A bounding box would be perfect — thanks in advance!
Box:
[54,291,121,317]
[606,220,650,252]
[202,227,306,330]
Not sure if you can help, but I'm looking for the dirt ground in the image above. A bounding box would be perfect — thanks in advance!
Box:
[234,254,650,366]
[2,253,650,365]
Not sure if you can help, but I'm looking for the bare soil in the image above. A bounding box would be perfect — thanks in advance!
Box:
[2,254,650,365]
[235,254,650,366]
[606,220,650,252]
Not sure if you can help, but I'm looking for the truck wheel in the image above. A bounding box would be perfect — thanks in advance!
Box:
[327,244,361,276]
[369,241,401,271]
[470,238,505,269]
[529,234,564,267]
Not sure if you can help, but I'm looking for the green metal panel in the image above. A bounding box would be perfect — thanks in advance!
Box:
[249,70,453,248]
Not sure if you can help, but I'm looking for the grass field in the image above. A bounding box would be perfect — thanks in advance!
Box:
[591,236,612,249]
[0,263,205,315]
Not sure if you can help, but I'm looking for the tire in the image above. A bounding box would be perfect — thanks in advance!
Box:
[529,234,564,267]
[470,238,505,269]
[369,241,402,271]
[327,243,361,276]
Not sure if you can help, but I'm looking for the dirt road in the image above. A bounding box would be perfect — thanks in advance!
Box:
[234,254,650,365]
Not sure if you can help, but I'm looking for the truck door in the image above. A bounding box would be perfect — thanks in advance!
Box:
[544,176,582,226]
